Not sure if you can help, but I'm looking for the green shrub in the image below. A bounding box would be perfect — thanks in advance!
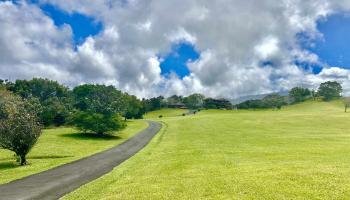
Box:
[0,90,42,165]
[71,111,126,135]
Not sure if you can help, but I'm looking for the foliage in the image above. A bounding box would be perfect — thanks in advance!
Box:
[71,111,126,135]
[203,98,232,109]
[0,90,42,165]
[184,93,205,109]
[73,84,126,115]
[143,96,166,112]
[289,87,311,103]
[166,95,184,105]
[71,84,127,134]
[318,81,342,101]
[124,94,145,119]
[5,78,72,126]
[236,93,287,109]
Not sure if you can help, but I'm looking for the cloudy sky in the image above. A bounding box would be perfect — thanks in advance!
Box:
[1,0,350,99]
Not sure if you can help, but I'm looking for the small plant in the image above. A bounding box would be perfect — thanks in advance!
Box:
[182,113,186,116]
[159,115,163,118]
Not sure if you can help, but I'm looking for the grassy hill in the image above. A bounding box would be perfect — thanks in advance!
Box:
[0,120,148,184]
[65,100,350,199]
[144,108,188,119]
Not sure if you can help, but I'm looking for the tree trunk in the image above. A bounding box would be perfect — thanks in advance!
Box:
[20,154,27,166]
[345,105,348,113]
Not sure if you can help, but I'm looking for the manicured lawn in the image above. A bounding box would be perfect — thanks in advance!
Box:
[144,108,188,119]
[0,120,148,184]
[65,101,350,199]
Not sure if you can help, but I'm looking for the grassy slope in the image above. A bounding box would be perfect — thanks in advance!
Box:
[0,120,148,184]
[144,108,188,119]
[64,101,350,199]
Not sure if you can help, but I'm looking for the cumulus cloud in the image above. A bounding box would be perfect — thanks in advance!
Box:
[1,0,350,98]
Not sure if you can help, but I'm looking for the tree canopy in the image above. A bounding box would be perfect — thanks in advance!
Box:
[318,81,342,101]
[289,87,311,103]
[0,90,42,165]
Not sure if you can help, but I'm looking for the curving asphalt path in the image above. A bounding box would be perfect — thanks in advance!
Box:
[0,120,162,200]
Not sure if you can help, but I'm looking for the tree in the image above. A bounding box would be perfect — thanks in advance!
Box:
[289,87,311,103]
[318,81,342,101]
[6,78,72,126]
[344,97,350,112]
[73,84,126,115]
[124,94,145,120]
[71,84,127,135]
[204,98,232,109]
[0,90,42,165]
[184,94,205,109]
[71,111,126,135]
[236,94,287,109]
[143,96,165,112]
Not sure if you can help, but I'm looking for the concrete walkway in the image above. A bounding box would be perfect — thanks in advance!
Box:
[0,121,162,200]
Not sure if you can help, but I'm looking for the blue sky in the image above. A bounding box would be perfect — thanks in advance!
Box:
[35,2,103,45]
[310,14,350,69]
[159,43,199,78]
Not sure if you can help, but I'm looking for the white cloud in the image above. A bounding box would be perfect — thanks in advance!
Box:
[1,0,350,98]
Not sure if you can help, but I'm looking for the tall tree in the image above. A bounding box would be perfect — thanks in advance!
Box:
[318,81,342,101]
[6,78,72,126]
[71,84,126,135]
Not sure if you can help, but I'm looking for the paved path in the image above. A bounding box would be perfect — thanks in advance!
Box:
[0,121,162,200]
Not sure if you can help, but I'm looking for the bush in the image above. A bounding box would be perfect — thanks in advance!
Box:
[0,90,42,165]
[71,111,126,135]
[159,115,163,118]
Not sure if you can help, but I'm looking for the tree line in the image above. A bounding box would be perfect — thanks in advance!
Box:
[0,78,345,165]
[236,81,343,109]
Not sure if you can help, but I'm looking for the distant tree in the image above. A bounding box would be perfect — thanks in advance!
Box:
[0,90,42,165]
[143,96,165,112]
[289,87,311,103]
[262,94,287,109]
[344,97,350,112]
[204,98,232,109]
[318,81,342,101]
[166,95,184,104]
[236,94,287,109]
[184,94,205,109]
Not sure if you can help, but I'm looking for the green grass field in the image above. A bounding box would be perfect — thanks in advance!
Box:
[0,120,148,184]
[144,108,188,119]
[64,101,350,199]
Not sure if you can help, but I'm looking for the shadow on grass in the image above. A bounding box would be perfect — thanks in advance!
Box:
[28,155,73,160]
[60,133,121,141]
[0,162,20,170]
